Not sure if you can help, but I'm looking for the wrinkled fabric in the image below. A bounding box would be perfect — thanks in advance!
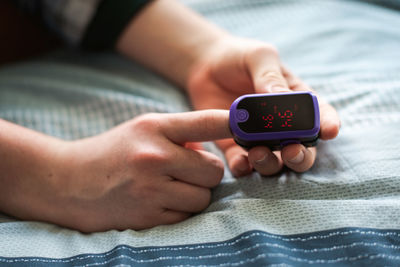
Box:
[0,0,399,266]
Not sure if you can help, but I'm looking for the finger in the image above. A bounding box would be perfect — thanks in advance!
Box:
[281,65,308,92]
[188,68,240,110]
[161,180,211,213]
[161,110,232,144]
[216,139,252,177]
[248,146,283,176]
[120,209,191,231]
[319,101,340,140]
[245,46,290,93]
[167,147,225,188]
[185,142,204,150]
[281,144,316,173]
[160,210,192,225]
[282,66,340,140]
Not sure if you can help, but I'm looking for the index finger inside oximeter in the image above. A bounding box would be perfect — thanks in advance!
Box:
[229,91,320,150]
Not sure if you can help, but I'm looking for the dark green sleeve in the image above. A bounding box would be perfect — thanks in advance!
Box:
[81,0,152,50]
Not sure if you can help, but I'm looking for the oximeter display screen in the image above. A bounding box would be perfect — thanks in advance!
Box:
[237,93,315,133]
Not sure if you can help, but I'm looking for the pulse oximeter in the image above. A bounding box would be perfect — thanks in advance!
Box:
[229,91,320,150]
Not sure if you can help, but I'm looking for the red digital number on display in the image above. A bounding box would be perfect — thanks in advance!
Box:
[279,110,293,127]
[262,114,274,128]
[262,105,296,128]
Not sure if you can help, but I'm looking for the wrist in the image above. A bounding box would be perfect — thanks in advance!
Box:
[0,120,72,223]
[181,28,232,86]
[24,135,114,230]
[116,0,231,88]
[185,33,232,86]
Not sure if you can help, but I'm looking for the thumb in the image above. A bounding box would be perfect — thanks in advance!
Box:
[161,110,232,144]
[246,46,290,93]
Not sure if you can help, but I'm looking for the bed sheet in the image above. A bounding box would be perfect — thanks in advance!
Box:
[0,0,400,266]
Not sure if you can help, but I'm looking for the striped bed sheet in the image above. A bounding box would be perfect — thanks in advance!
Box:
[0,0,400,266]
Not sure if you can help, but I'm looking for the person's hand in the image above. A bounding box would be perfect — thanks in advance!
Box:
[188,37,340,177]
[114,0,339,177]
[10,110,230,232]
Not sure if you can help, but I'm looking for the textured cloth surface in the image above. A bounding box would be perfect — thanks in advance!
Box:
[1,228,400,266]
[0,0,400,265]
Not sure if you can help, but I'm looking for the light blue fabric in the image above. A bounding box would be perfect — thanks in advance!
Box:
[0,0,400,265]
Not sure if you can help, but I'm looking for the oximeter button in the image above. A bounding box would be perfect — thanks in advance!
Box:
[280,140,301,148]
[236,109,249,122]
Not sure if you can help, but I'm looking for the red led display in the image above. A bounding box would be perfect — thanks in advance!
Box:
[262,105,296,129]
[237,94,314,133]
[262,114,274,128]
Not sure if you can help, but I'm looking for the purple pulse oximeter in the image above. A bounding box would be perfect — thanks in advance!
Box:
[229,91,320,150]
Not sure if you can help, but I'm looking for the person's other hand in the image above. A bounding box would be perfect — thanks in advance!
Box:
[52,110,230,232]
[188,37,340,177]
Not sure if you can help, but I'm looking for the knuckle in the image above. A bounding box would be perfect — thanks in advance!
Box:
[244,45,278,69]
[247,43,279,59]
[195,150,225,187]
[194,189,212,211]
[259,70,284,82]
[264,44,279,55]
[133,113,163,132]
[134,148,171,166]
[142,183,161,198]
[134,181,162,201]
[207,157,225,187]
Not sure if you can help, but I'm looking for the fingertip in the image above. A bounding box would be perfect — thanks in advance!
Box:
[281,144,316,173]
[248,146,283,176]
[320,118,341,140]
[229,154,252,177]
[281,144,304,163]
[319,103,341,140]
[248,146,270,164]
[221,143,252,177]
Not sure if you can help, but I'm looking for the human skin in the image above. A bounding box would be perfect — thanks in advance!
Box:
[116,0,340,176]
[0,111,232,232]
[0,0,340,232]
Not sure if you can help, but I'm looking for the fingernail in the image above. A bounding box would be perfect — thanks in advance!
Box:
[237,156,249,171]
[288,150,304,164]
[255,153,268,165]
